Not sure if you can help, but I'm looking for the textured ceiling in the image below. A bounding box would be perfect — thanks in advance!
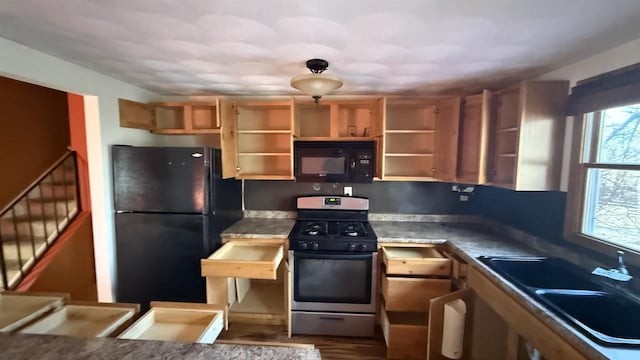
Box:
[1,0,640,96]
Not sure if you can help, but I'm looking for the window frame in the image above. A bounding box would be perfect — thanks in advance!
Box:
[564,107,640,265]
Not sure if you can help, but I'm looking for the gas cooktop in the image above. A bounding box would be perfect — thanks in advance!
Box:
[288,196,377,252]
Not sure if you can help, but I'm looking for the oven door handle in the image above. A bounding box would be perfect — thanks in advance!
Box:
[294,252,374,260]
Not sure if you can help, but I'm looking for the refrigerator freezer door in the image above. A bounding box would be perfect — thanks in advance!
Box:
[113,145,209,213]
[115,213,211,309]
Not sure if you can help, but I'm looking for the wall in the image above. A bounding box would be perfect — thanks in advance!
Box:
[0,37,195,301]
[0,76,70,209]
[17,213,97,300]
[245,181,469,214]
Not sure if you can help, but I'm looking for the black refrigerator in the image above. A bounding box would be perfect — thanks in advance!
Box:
[112,145,242,309]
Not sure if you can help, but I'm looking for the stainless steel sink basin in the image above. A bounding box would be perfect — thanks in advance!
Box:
[478,256,640,346]
[535,289,640,345]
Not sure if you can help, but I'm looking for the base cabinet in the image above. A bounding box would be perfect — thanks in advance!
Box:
[379,245,476,360]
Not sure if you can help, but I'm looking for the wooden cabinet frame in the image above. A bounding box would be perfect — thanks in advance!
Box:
[118,99,220,134]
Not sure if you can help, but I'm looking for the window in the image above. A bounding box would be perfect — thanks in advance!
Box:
[573,103,640,251]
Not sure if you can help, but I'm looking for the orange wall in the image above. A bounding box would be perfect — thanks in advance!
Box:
[67,93,91,211]
[0,76,70,209]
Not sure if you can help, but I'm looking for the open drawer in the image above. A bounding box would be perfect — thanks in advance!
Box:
[118,302,224,343]
[201,241,284,279]
[382,276,451,312]
[0,293,66,332]
[18,302,138,338]
[382,246,451,276]
[380,303,428,360]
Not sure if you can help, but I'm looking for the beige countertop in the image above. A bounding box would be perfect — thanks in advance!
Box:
[221,214,639,360]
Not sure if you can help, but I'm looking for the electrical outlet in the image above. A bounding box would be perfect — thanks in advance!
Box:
[344,186,353,196]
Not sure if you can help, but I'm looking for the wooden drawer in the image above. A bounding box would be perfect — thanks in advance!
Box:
[382,246,451,276]
[18,303,138,338]
[380,305,428,359]
[382,276,451,312]
[118,302,224,343]
[201,242,283,279]
[0,293,65,332]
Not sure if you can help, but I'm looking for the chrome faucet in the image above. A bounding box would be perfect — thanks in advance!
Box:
[616,250,630,275]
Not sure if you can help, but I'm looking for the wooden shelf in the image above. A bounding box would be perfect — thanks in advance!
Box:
[385,130,435,134]
[238,152,290,156]
[229,282,284,318]
[385,153,434,157]
[382,175,437,181]
[238,174,294,180]
[293,136,375,141]
[151,129,220,135]
[237,130,291,134]
[496,153,516,157]
[497,127,518,133]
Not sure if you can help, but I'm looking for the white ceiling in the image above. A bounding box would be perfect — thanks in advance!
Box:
[1,0,640,96]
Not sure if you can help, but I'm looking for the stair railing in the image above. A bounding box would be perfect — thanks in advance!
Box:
[0,151,80,290]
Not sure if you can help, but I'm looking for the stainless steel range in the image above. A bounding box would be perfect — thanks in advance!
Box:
[288,195,377,337]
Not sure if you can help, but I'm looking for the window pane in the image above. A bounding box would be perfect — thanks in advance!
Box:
[583,168,640,251]
[596,104,640,164]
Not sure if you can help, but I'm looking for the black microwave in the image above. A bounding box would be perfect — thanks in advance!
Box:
[294,141,375,183]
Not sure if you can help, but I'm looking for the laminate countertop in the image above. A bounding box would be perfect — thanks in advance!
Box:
[0,333,322,360]
[221,214,640,360]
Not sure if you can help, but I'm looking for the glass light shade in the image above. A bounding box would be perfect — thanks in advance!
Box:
[290,73,343,96]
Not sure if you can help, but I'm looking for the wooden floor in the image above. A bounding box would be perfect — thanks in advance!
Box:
[218,323,388,360]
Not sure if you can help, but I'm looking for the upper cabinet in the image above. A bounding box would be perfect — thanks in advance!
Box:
[486,81,568,190]
[118,99,220,134]
[457,90,493,184]
[293,98,384,140]
[382,97,461,181]
[220,99,294,180]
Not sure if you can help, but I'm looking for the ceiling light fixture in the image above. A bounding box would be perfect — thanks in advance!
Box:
[290,59,343,103]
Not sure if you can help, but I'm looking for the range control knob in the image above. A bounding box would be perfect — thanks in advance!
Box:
[299,241,308,250]
[311,242,319,250]
[349,243,358,251]
[359,243,368,252]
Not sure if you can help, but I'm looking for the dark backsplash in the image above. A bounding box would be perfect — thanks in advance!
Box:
[244,181,566,242]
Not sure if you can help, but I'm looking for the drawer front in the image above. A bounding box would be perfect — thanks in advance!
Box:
[380,308,428,360]
[201,242,284,279]
[382,277,451,312]
[382,247,451,276]
[292,311,375,337]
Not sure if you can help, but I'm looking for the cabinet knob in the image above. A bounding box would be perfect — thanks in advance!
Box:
[236,166,241,171]
[431,168,436,173]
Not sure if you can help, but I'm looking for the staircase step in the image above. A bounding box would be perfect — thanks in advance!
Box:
[32,183,77,199]
[1,239,39,262]
[41,170,76,185]
[13,199,77,217]
[0,216,62,239]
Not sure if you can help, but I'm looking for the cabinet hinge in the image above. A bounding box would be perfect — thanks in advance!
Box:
[234,109,239,115]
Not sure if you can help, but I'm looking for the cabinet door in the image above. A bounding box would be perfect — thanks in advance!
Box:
[118,99,154,130]
[457,91,492,184]
[427,288,473,360]
[488,88,520,187]
[219,100,238,179]
[434,97,461,182]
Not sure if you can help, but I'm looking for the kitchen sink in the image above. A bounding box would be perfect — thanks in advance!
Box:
[478,256,640,346]
[535,289,640,345]
[479,256,602,290]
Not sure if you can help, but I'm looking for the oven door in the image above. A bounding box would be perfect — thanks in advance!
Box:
[290,250,377,313]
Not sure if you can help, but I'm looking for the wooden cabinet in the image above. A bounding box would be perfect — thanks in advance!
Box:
[220,100,294,179]
[118,99,220,134]
[379,245,453,359]
[293,98,383,140]
[486,81,568,190]
[468,266,589,360]
[457,90,492,184]
[382,97,461,181]
[202,238,291,335]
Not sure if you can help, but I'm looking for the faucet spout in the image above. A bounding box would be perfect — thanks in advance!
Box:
[617,250,630,275]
